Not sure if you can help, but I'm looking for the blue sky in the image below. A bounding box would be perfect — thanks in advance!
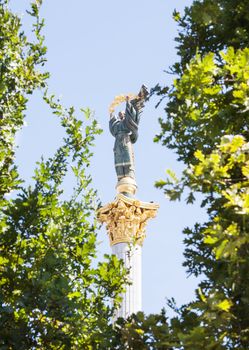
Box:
[12,0,206,316]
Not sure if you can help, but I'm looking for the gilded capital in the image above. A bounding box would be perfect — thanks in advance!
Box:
[98,194,159,246]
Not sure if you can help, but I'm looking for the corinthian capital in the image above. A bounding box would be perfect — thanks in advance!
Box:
[98,194,159,246]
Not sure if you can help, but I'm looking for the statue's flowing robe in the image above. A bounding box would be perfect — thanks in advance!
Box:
[109,101,140,181]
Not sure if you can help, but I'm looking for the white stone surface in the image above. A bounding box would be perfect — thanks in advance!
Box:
[112,242,142,319]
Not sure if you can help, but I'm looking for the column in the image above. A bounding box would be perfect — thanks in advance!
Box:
[98,193,158,319]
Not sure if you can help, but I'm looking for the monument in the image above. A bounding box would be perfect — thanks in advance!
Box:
[98,85,159,319]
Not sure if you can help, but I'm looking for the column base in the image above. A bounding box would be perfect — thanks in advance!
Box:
[116,177,137,197]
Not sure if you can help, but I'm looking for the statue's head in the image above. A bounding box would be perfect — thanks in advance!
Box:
[118,111,125,120]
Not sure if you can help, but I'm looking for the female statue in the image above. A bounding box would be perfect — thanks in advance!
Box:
[109,85,148,182]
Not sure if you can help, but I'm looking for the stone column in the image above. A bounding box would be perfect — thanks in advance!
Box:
[112,243,142,318]
[98,193,159,319]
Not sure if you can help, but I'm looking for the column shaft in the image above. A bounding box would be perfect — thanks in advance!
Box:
[112,242,142,319]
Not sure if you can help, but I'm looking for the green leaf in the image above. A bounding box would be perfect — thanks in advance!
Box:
[217,299,232,312]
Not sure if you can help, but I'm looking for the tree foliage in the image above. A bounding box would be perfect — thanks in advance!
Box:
[109,311,177,350]
[0,1,127,348]
[172,0,249,71]
[152,0,249,349]
[156,136,249,349]
[155,44,249,165]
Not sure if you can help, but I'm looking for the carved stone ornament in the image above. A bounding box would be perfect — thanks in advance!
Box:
[98,194,159,246]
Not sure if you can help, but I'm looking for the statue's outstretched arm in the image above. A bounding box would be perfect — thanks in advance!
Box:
[129,85,149,121]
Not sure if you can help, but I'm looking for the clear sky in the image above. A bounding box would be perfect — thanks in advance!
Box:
[12,0,206,316]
